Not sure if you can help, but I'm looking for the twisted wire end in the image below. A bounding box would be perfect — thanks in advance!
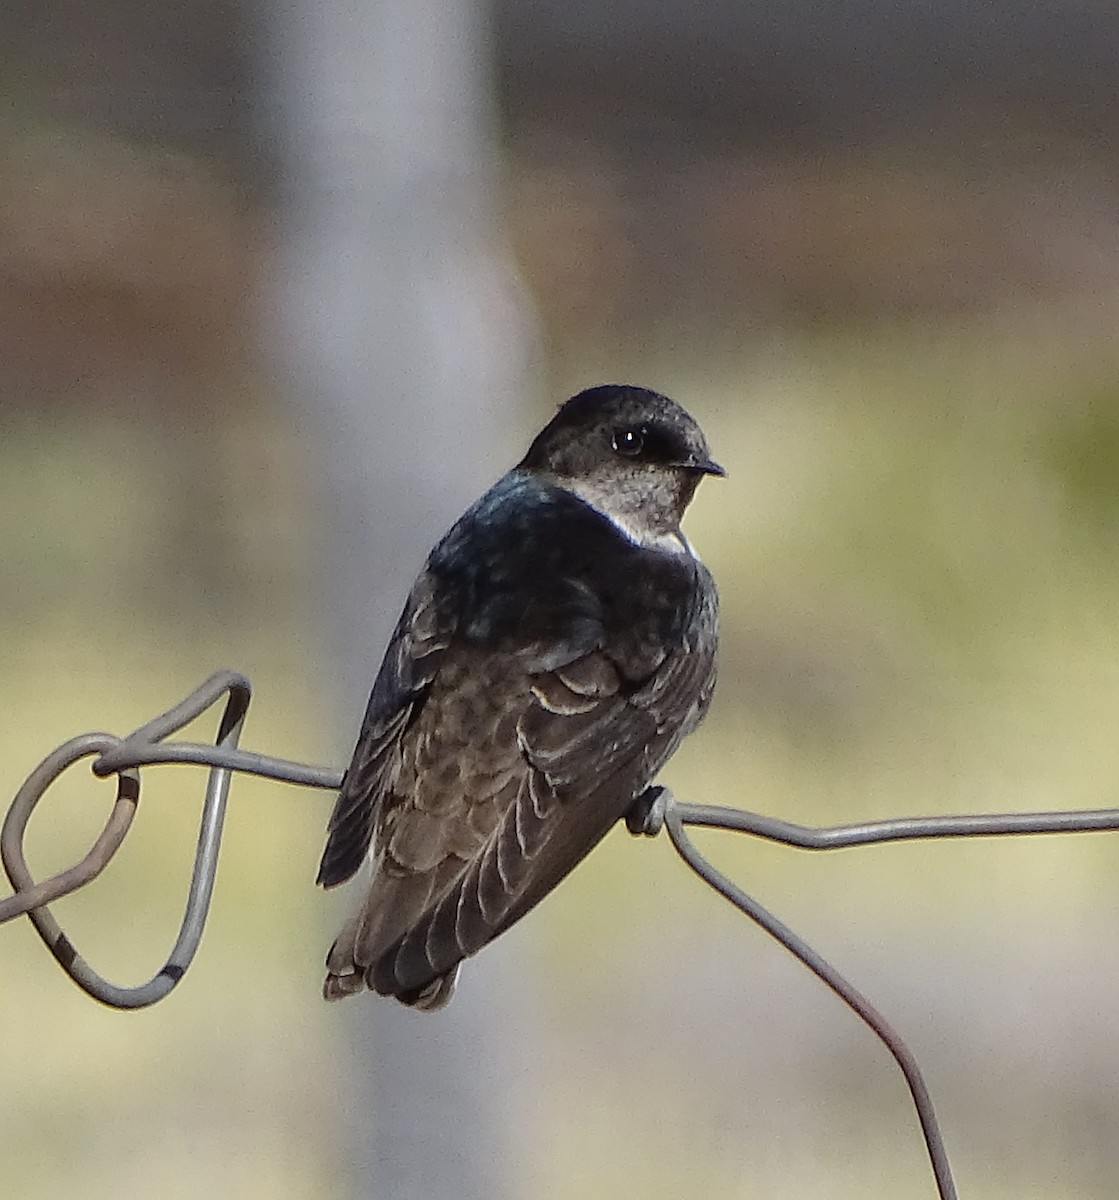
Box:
[626,785,671,837]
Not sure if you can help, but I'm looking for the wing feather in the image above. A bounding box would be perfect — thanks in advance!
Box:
[316,570,453,888]
[368,573,718,999]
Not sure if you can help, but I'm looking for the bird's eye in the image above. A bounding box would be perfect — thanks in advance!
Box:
[612,427,644,457]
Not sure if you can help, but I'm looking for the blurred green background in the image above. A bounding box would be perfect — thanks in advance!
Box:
[5,3,1119,1198]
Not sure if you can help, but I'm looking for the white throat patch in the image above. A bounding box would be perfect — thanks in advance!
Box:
[562,479,697,558]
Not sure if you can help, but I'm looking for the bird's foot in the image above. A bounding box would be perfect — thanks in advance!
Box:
[625,786,672,837]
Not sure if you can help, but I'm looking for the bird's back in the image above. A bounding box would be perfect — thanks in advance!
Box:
[323,469,718,1007]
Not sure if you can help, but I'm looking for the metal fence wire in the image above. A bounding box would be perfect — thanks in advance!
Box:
[8,671,1119,1200]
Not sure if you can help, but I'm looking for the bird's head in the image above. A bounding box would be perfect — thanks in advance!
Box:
[519,384,724,547]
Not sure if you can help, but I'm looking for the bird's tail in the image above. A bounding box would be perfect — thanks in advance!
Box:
[393,967,460,1011]
[323,914,365,1000]
[322,913,460,1009]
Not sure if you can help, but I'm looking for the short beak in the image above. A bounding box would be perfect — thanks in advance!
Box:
[691,456,726,478]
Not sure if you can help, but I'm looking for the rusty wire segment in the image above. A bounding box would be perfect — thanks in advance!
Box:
[8,676,1119,1196]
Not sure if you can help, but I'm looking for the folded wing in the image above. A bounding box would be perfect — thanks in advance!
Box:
[369,572,718,1001]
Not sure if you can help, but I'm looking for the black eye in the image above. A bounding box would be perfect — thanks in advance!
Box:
[612,427,644,457]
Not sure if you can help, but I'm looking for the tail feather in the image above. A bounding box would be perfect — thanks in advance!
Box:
[323,914,365,1001]
[322,858,463,1009]
[387,965,460,1011]
[323,911,459,1008]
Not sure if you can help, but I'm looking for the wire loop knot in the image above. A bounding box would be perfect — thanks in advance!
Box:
[1,671,252,1008]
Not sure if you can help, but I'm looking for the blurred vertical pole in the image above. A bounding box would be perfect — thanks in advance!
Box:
[257,1,530,1197]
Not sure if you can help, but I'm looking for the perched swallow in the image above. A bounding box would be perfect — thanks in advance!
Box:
[318,384,723,1009]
